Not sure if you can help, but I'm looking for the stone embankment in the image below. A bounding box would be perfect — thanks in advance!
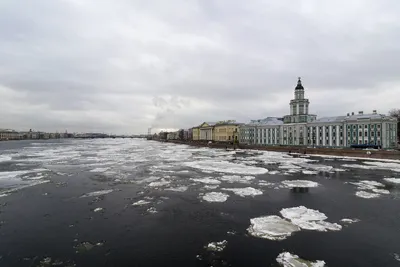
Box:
[156,140,400,160]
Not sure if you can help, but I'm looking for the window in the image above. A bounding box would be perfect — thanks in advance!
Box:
[364,140,368,144]
[365,125,368,129]
[359,132,362,137]
[377,125,381,129]
[371,131,374,137]
[377,131,381,137]
[365,132,368,137]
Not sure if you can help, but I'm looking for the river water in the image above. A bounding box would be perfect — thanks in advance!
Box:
[0,139,399,267]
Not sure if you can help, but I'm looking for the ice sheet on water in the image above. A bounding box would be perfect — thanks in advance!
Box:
[340,218,360,224]
[148,179,171,187]
[206,240,227,252]
[184,160,268,175]
[372,188,390,194]
[80,189,113,198]
[147,207,158,214]
[0,193,9,198]
[165,186,188,192]
[355,191,381,199]
[0,155,12,162]
[220,175,255,184]
[258,181,275,187]
[276,252,326,267]
[281,206,327,222]
[202,192,229,202]
[247,215,300,241]
[191,177,221,185]
[222,187,263,197]
[281,180,319,188]
[363,161,400,171]
[384,178,400,184]
[93,207,103,212]
[280,206,342,232]
[132,200,152,206]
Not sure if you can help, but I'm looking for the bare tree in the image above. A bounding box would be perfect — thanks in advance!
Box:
[389,109,400,143]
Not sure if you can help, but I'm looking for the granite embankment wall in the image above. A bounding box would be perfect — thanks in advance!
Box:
[158,140,400,160]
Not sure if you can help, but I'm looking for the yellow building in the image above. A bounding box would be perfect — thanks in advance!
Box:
[199,122,216,141]
[192,126,200,140]
[213,122,242,143]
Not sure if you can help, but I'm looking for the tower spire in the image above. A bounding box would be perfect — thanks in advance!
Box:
[295,77,304,90]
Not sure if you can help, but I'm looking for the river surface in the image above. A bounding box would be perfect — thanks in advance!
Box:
[0,139,400,267]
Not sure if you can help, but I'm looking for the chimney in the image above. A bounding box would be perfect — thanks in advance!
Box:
[373,110,377,114]
[351,112,354,115]
[359,111,363,115]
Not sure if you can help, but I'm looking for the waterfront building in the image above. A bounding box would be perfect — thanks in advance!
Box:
[198,122,216,141]
[0,129,20,140]
[239,117,283,145]
[239,78,398,149]
[213,121,242,143]
[192,126,200,141]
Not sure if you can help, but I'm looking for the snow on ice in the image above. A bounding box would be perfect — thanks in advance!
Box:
[206,240,227,252]
[281,180,319,188]
[384,178,400,184]
[202,192,229,203]
[247,215,300,241]
[276,252,326,267]
[222,187,263,197]
[280,206,342,232]
[355,191,381,199]
[80,189,113,198]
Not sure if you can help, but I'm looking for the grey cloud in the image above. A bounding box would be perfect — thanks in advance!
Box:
[1,0,400,134]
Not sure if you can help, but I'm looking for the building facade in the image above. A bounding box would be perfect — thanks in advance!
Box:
[214,122,242,142]
[199,122,216,141]
[192,127,200,141]
[239,78,398,149]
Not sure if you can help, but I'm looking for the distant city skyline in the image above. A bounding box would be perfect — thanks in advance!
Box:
[1,0,400,134]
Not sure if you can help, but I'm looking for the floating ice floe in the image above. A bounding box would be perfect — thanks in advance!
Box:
[372,188,390,194]
[340,218,360,224]
[202,192,229,203]
[147,207,158,214]
[0,193,9,198]
[222,187,263,197]
[384,178,400,184]
[191,177,221,185]
[268,171,280,175]
[206,240,227,252]
[165,186,188,192]
[80,189,113,198]
[363,161,400,172]
[394,253,400,262]
[184,160,268,175]
[132,200,152,206]
[93,207,103,212]
[148,179,171,187]
[281,180,319,188]
[220,175,255,184]
[276,252,326,267]
[258,181,274,187]
[247,215,300,240]
[355,191,381,199]
[280,206,342,232]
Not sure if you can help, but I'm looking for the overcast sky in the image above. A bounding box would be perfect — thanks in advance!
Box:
[1,0,399,134]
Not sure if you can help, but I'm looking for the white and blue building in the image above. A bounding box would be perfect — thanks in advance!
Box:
[239,78,398,149]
